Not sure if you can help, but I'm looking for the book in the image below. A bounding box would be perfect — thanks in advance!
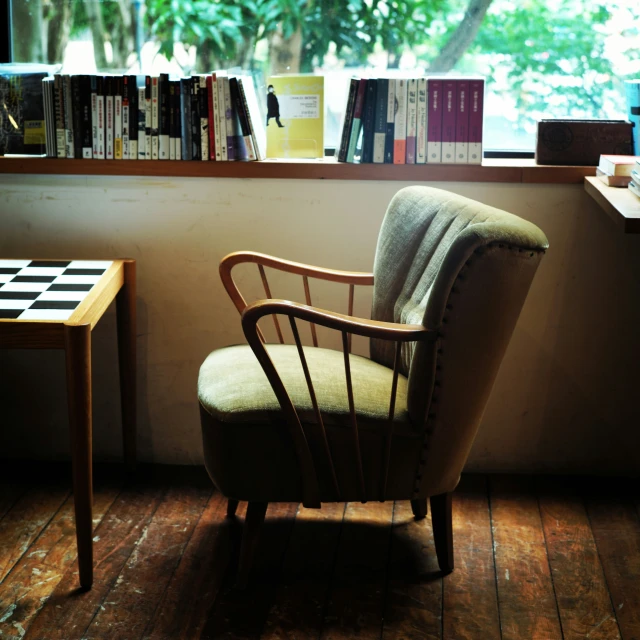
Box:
[229,77,256,161]
[53,74,66,157]
[151,76,159,160]
[265,75,324,159]
[71,75,83,158]
[42,77,55,157]
[598,154,639,177]
[595,167,632,187]
[216,73,227,160]
[406,78,417,164]
[625,80,640,156]
[159,73,169,159]
[137,86,146,159]
[361,79,377,163]
[347,79,367,162]
[169,80,176,160]
[128,75,138,159]
[105,75,114,159]
[393,78,407,165]
[206,75,215,160]
[180,78,191,160]
[223,77,237,161]
[337,77,358,162]
[121,75,130,159]
[144,76,151,160]
[384,79,395,163]
[629,178,640,199]
[190,77,200,161]
[199,75,209,161]
[238,77,265,160]
[455,79,469,164]
[62,74,74,158]
[79,75,93,158]
[427,79,442,163]
[114,75,123,159]
[468,79,484,164]
[416,77,427,164]
[442,79,456,163]
[173,80,181,161]
[373,78,388,163]
[96,76,105,159]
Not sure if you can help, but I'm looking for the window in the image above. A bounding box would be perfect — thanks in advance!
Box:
[7,0,640,152]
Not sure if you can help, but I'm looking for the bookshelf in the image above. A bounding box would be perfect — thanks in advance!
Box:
[584,176,640,233]
[0,157,595,184]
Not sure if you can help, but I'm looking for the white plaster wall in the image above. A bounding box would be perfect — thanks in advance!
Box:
[1,174,639,473]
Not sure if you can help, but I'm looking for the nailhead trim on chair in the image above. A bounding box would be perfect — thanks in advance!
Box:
[411,242,546,497]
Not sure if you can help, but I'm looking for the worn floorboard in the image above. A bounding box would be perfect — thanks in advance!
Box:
[0,466,636,640]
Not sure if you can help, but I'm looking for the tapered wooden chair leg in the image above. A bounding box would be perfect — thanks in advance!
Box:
[227,499,239,518]
[411,498,428,520]
[236,501,268,588]
[430,492,454,574]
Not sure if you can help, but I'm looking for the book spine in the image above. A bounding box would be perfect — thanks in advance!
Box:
[180,79,191,160]
[337,78,358,162]
[427,79,442,163]
[80,75,92,158]
[416,77,427,164]
[42,79,53,157]
[190,77,200,161]
[122,76,130,159]
[442,79,456,163]
[361,79,377,163]
[468,79,484,164]
[223,77,235,161]
[211,74,221,161]
[114,76,123,159]
[406,78,417,164]
[89,76,98,158]
[238,79,260,161]
[151,76,159,159]
[455,79,469,164]
[128,75,138,159]
[159,73,169,159]
[71,76,83,158]
[145,76,151,160]
[384,80,395,163]
[372,78,387,164]
[199,76,209,161]
[216,75,227,160]
[174,81,181,161]
[625,81,640,156]
[96,76,105,159]
[347,79,367,162]
[105,76,114,159]
[62,75,74,158]
[206,75,215,160]
[169,80,176,160]
[53,74,66,158]
[393,79,407,165]
[137,87,146,159]
[230,77,256,161]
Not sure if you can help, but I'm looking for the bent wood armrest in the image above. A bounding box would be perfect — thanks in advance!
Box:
[220,251,375,314]
[240,299,435,509]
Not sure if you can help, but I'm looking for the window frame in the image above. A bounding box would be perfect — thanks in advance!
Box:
[1,0,11,63]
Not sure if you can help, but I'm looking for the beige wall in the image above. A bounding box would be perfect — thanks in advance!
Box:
[1,174,639,473]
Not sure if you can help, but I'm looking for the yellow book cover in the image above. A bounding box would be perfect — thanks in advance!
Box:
[266,75,324,159]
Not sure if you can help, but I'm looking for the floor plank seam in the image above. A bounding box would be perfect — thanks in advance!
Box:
[379,500,397,640]
[487,477,504,640]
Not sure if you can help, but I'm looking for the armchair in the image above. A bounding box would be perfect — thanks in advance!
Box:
[198,186,548,586]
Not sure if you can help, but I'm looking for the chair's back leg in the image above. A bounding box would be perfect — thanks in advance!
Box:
[236,501,269,588]
[430,492,454,574]
[227,499,239,518]
[410,498,428,520]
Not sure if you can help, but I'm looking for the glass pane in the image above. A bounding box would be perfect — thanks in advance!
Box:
[10,0,640,151]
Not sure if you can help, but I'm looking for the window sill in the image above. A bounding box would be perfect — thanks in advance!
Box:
[0,156,595,184]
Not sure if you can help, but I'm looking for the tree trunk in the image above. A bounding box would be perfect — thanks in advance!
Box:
[111,0,134,69]
[46,0,73,64]
[268,26,303,75]
[84,0,108,70]
[429,0,493,72]
[12,0,44,62]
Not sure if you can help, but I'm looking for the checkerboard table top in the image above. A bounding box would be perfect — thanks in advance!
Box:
[0,259,121,323]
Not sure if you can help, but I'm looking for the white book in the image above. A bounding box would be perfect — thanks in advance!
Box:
[130,140,137,159]
[200,76,209,161]
[114,92,122,159]
[416,78,427,164]
[175,135,181,161]
[105,90,114,160]
[151,77,159,160]
[137,87,146,159]
[170,137,176,160]
[216,73,227,161]
[212,75,222,161]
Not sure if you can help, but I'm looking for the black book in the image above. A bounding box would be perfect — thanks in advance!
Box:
[229,77,253,161]
[337,78,359,162]
[361,79,377,163]
[173,80,182,160]
[71,75,83,158]
[159,72,169,159]
[168,80,176,159]
[105,75,114,159]
[190,76,200,160]
[384,79,395,164]
[180,78,191,160]
[79,75,92,158]
[197,76,209,160]
[128,75,138,146]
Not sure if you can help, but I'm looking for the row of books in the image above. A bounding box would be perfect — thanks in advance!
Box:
[337,77,484,165]
[595,154,640,200]
[41,73,265,161]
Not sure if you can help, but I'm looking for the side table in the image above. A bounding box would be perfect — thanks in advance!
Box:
[0,258,136,589]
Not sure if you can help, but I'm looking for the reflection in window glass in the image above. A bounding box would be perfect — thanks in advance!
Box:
[10,0,640,151]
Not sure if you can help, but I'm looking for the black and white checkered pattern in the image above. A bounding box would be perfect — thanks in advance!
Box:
[0,260,112,320]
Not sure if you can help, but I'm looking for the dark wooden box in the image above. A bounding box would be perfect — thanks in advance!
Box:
[535,119,633,166]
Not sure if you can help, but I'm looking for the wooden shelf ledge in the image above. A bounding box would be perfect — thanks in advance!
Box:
[0,156,595,184]
[584,176,640,234]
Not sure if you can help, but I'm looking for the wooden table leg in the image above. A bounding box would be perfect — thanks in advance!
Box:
[65,323,93,590]
[116,259,137,472]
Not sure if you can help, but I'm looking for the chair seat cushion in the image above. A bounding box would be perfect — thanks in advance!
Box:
[198,344,411,430]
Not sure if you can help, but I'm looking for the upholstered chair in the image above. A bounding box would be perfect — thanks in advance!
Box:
[198,186,548,586]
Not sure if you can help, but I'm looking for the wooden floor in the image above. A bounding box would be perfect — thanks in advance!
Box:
[0,464,638,640]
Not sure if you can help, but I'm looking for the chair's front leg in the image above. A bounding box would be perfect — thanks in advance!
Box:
[65,323,94,590]
[236,501,268,588]
[430,492,454,574]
